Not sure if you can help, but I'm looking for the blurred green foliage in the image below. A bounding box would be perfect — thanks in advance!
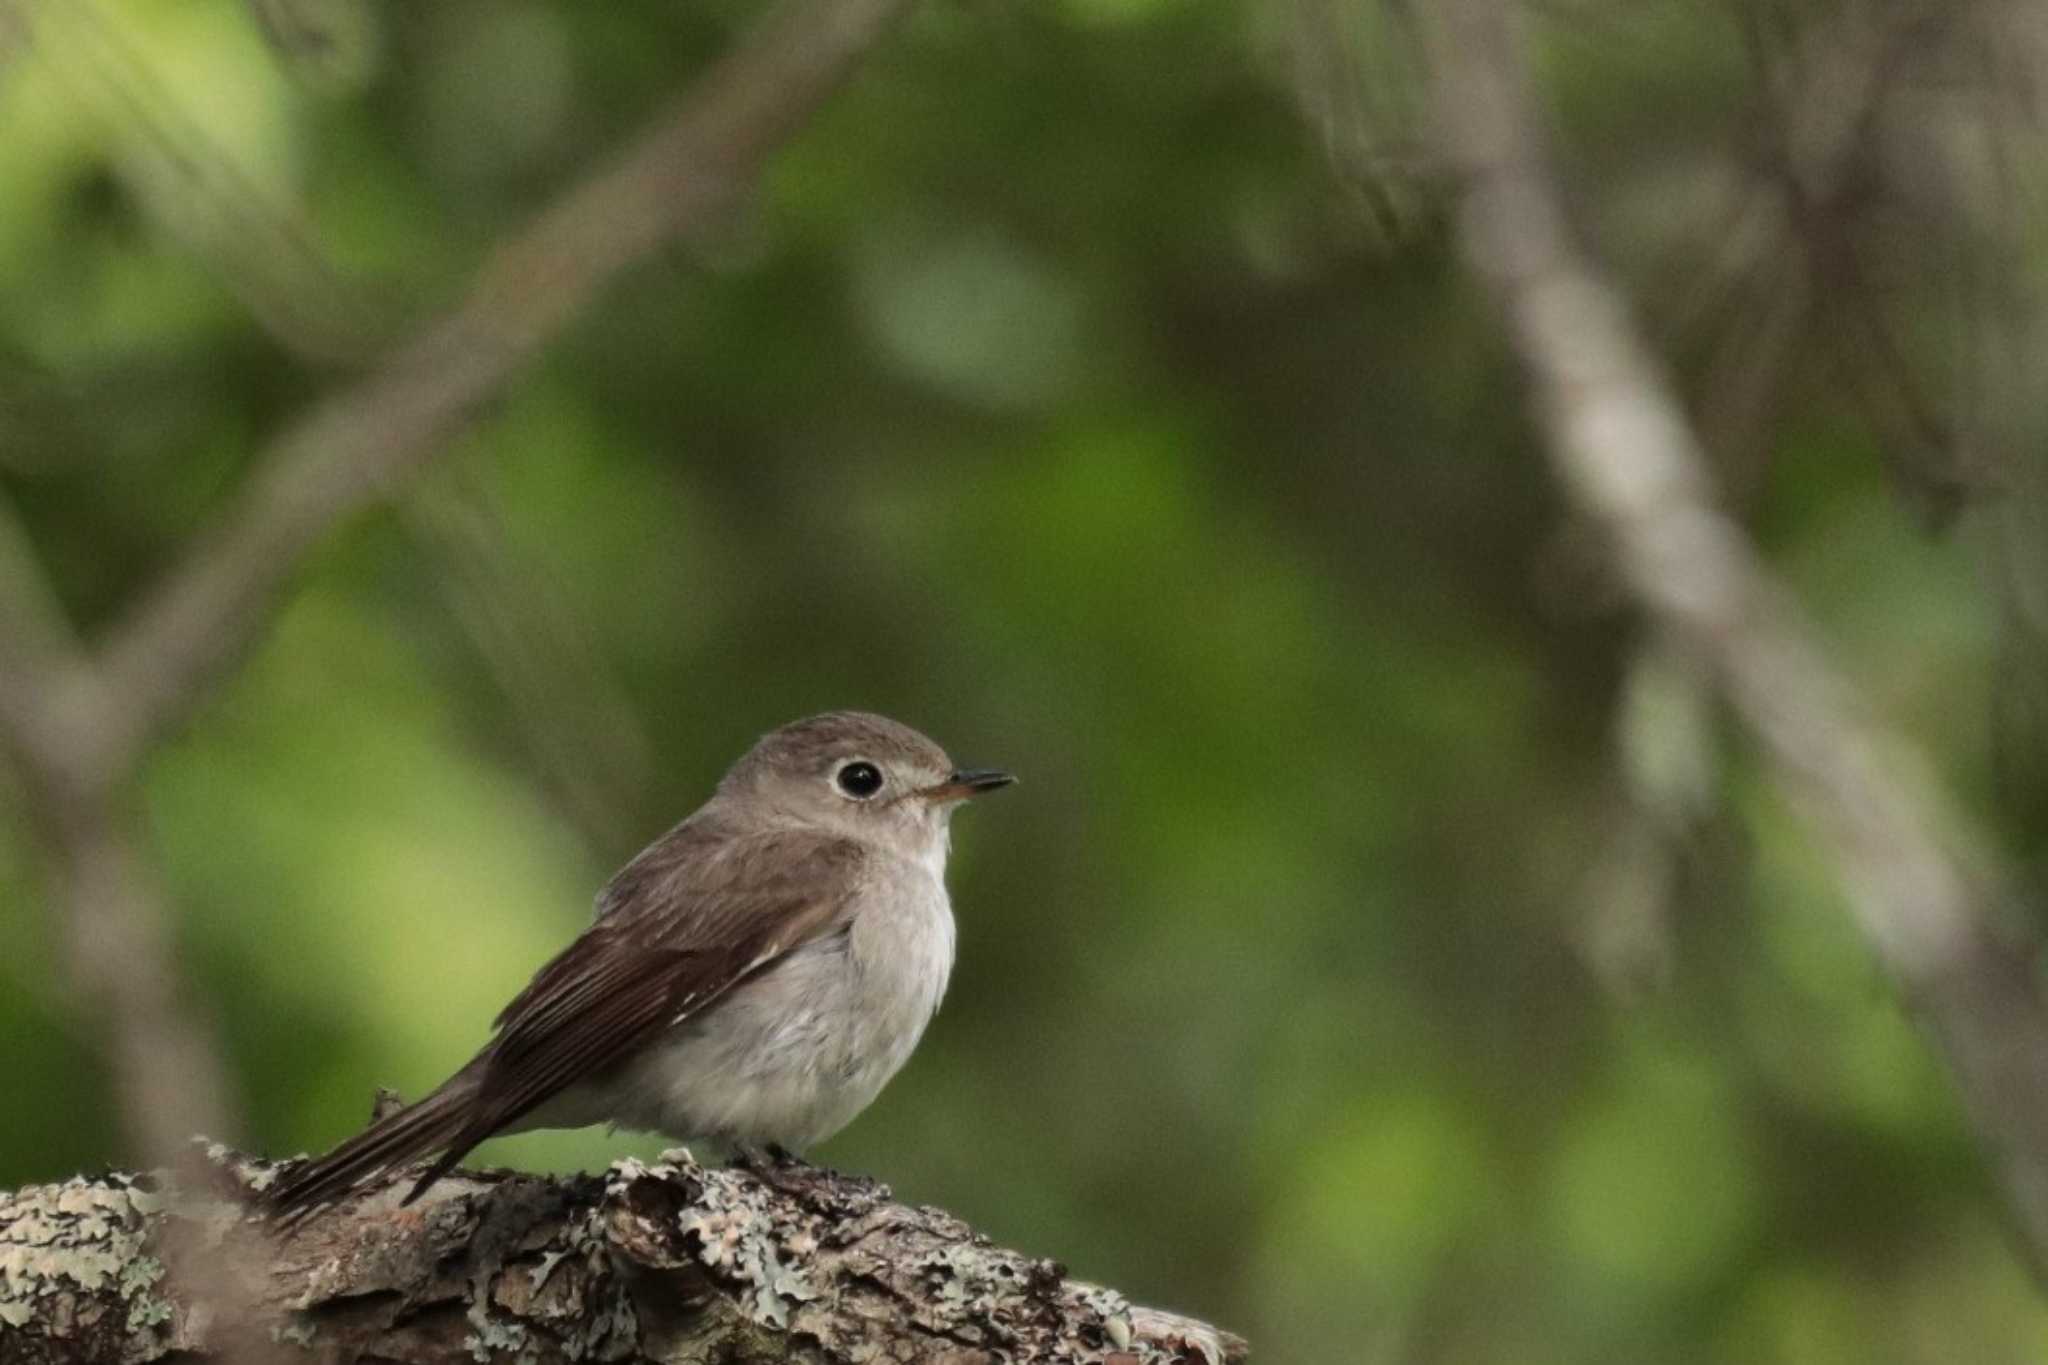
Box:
[2,1,2046,1361]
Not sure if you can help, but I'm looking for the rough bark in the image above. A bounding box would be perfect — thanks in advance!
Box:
[0,1146,1243,1365]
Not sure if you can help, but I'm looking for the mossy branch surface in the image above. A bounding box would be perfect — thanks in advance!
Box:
[0,1145,1243,1365]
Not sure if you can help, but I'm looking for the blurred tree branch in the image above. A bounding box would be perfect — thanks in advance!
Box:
[9,0,387,362]
[1419,0,2048,1284]
[401,473,657,853]
[0,0,915,1174]
[0,1147,1244,1364]
[95,0,915,776]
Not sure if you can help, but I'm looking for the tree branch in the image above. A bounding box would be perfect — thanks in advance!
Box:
[93,0,915,772]
[0,498,238,1169]
[1419,0,2048,1282]
[0,1148,1243,1365]
[0,494,113,799]
[34,802,246,1169]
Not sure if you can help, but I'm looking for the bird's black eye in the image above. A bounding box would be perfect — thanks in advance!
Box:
[835,761,884,799]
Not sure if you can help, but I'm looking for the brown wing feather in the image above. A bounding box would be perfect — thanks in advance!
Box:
[435,830,867,1166]
[467,827,865,1113]
[275,825,869,1217]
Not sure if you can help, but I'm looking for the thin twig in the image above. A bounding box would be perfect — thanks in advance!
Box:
[4,0,389,362]
[1419,0,2048,1284]
[95,0,915,770]
[403,470,655,853]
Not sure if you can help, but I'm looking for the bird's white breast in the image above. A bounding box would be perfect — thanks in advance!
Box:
[588,851,956,1152]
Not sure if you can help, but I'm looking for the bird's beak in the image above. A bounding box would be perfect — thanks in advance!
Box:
[921,768,1017,803]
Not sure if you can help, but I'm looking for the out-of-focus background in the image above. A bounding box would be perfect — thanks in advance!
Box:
[5,0,2048,1360]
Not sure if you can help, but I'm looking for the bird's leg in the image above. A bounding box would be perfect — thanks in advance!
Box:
[729,1141,807,1170]
[730,1142,835,1201]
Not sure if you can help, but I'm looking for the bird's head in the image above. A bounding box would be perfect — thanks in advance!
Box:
[720,711,1013,870]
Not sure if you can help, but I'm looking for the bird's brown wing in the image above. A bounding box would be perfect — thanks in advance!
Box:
[272,826,868,1215]
[441,826,870,1158]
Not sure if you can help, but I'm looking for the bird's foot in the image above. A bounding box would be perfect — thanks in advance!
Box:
[729,1141,805,1171]
[726,1144,892,1210]
[731,1142,838,1200]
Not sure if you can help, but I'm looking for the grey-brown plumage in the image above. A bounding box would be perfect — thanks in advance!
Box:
[269,711,1012,1219]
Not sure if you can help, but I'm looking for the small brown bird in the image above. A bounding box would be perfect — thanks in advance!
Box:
[269,711,1012,1218]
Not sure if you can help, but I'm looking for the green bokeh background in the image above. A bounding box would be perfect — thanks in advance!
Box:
[3,1,2046,1361]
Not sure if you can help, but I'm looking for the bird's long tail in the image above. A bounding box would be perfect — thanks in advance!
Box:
[268,1074,485,1221]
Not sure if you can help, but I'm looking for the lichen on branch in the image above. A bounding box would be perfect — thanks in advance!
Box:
[0,1146,1243,1365]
